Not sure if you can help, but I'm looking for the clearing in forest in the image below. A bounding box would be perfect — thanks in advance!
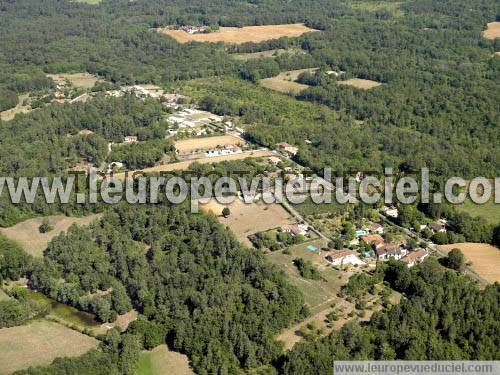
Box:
[337,78,382,90]
[137,345,193,375]
[0,214,102,257]
[260,68,319,94]
[232,48,305,61]
[483,22,500,39]
[159,24,317,44]
[0,93,31,121]
[0,320,98,374]
[47,72,101,89]
[200,198,294,247]
[439,243,500,284]
[175,135,246,154]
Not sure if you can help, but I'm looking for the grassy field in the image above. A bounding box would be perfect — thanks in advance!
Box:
[338,78,382,90]
[158,24,317,44]
[260,68,318,94]
[175,135,246,154]
[266,239,347,310]
[137,345,193,375]
[201,198,294,247]
[483,22,500,39]
[292,196,347,217]
[439,243,500,283]
[0,289,10,302]
[0,214,102,257]
[455,199,500,225]
[0,320,98,374]
[47,72,101,89]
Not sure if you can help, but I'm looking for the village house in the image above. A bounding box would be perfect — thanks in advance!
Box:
[360,234,385,248]
[276,142,299,156]
[124,135,138,143]
[325,250,364,266]
[400,249,429,268]
[280,224,308,237]
[429,222,447,233]
[376,244,407,261]
[369,223,384,235]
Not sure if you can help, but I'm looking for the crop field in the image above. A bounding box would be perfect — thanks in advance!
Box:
[200,198,294,246]
[483,22,500,39]
[0,214,102,257]
[47,72,101,89]
[175,135,246,154]
[137,345,193,375]
[158,24,317,44]
[115,150,273,179]
[0,94,31,121]
[338,78,382,90]
[260,68,318,94]
[439,243,500,283]
[0,320,98,374]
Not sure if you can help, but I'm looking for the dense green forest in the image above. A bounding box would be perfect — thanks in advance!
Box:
[24,203,306,373]
[282,259,500,374]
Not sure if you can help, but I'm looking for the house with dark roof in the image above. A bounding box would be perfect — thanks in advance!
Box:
[375,244,407,261]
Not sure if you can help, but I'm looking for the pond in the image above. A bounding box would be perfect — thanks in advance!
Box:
[25,289,100,329]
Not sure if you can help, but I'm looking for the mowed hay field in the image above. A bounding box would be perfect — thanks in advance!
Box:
[200,198,294,246]
[483,22,500,39]
[0,320,98,374]
[0,214,102,257]
[115,150,273,179]
[47,72,101,89]
[338,78,382,90]
[137,345,193,375]
[175,135,246,154]
[439,243,500,283]
[159,24,317,44]
[260,68,318,94]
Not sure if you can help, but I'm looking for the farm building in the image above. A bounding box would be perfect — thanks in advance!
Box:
[280,223,308,236]
[400,249,429,268]
[376,244,407,261]
[124,135,138,143]
[429,222,447,233]
[325,251,364,266]
[204,144,242,158]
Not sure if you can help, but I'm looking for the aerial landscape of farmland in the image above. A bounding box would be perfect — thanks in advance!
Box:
[0,0,498,374]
